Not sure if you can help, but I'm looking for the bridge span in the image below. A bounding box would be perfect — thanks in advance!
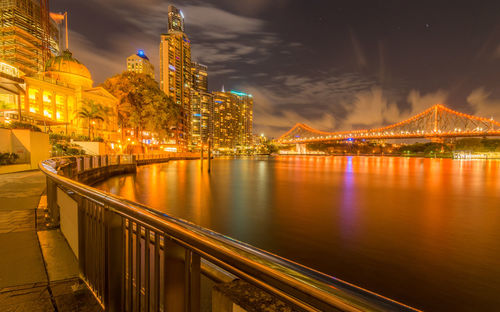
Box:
[277,104,500,144]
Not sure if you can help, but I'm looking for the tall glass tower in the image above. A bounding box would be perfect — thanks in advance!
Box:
[167,5,184,33]
[160,5,191,149]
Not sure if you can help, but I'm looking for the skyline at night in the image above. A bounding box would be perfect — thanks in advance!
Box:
[51,0,500,137]
[2,2,500,311]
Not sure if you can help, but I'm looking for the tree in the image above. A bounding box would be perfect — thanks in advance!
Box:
[76,99,109,140]
[101,72,179,147]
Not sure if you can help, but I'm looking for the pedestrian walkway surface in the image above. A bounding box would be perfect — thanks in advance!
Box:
[0,170,102,311]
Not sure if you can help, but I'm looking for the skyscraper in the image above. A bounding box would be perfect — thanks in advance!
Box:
[211,90,253,151]
[126,50,155,78]
[190,62,210,148]
[167,5,184,32]
[159,5,191,149]
[191,90,213,148]
[191,62,208,92]
[230,90,254,148]
[0,0,60,74]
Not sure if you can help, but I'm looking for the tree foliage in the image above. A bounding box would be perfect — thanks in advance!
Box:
[76,99,109,139]
[101,72,179,139]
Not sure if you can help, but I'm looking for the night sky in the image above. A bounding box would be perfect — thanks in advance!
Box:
[51,0,500,137]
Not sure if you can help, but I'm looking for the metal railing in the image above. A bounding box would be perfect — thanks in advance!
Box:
[40,155,420,312]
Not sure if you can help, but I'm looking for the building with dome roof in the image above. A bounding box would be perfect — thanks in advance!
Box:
[11,50,120,140]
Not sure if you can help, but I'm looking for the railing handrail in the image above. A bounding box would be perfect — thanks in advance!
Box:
[40,155,420,312]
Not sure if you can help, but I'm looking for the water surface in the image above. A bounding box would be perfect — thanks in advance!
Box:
[95,156,500,311]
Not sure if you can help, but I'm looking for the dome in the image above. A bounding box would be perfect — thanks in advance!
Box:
[45,50,93,88]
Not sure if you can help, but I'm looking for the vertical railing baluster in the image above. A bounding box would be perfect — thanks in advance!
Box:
[145,228,151,312]
[163,235,168,311]
[136,224,141,312]
[185,250,201,312]
[121,218,127,312]
[91,202,97,294]
[84,200,89,285]
[94,203,99,296]
[128,220,134,312]
[154,232,160,312]
[99,205,105,300]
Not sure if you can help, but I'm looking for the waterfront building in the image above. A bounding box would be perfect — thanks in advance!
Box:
[190,90,212,148]
[126,50,154,78]
[190,61,210,148]
[0,0,60,75]
[0,50,119,140]
[212,90,253,150]
[230,90,253,148]
[191,62,207,92]
[159,5,191,149]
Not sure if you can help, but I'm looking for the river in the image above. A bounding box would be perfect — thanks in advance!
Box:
[94,156,500,311]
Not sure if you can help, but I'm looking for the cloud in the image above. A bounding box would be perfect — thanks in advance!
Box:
[467,88,500,120]
[246,86,337,138]
[405,89,448,116]
[70,0,281,79]
[69,31,125,83]
[341,87,399,129]
[241,71,378,136]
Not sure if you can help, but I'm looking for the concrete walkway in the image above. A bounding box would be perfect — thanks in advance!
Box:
[0,170,102,311]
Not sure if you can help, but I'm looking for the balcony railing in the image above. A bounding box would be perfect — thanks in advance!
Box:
[40,154,419,312]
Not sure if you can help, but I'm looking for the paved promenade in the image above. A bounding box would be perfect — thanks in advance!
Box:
[0,170,101,312]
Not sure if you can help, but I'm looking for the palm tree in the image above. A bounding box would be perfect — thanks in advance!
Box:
[76,99,109,140]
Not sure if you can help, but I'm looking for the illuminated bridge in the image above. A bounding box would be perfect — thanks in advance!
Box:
[277,104,500,144]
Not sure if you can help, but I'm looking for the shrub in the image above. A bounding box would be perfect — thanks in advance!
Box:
[49,133,71,142]
[51,142,86,156]
[0,152,19,165]
[8,122,42,132]
[74,135,91,142]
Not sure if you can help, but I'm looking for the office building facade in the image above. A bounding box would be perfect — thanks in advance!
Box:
[191,62,207,92]
[190,90,213,148]
[212,90,253,150]
[159,5,191,149]
[126,50,154,78]
[0,0,60,74]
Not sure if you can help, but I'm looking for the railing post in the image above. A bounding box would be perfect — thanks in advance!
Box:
[105,155,109,167]
[117,155,121,165]
[163,240,200,312]
[105,210,124,311]
[77,157,83,173]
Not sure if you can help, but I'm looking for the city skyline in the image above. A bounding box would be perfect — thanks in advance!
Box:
[50,0,500,137]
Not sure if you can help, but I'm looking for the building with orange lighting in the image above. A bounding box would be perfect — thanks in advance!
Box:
[212,90,253,150]
[159,5,192,149]
[0,50,119,141]
[0,0,60,75]
[126,50,154,78]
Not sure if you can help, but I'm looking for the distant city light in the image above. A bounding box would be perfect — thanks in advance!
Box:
[137,49,145,57]
[180,10,184,18]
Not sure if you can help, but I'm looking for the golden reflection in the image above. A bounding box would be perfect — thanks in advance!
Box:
[95,156,500,311]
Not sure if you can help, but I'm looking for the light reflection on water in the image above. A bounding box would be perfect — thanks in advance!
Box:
[95,156,500,311]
